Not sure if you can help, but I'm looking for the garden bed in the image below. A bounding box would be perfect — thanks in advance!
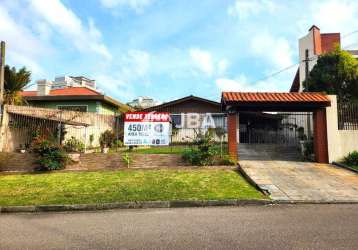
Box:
[0,169,265,206]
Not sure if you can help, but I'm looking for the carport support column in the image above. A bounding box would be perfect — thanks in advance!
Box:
[227,112,238,161]
[313,108,329,163]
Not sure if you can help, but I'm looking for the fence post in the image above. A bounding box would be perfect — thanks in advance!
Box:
[58,111,62,145]
[0,105,8,152]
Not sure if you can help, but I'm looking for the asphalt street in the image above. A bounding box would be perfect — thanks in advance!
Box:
[0,204,357,250]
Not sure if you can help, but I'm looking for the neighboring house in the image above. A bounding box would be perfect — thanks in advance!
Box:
[127,96,161,109]
[290,25,358,93]
[21,80,132,115]
[52,76,96,90]
[142,95,226,142]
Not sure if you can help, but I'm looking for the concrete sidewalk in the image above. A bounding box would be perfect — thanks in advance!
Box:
[239,160,358,201]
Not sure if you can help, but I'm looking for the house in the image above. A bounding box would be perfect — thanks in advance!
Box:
[290,25,358,93]
[142,95,226,142]
[127,96,161,109]
[21,79,132,115]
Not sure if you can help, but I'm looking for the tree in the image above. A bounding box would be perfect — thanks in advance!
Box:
[4,65,31,104]
[304,47,358,102]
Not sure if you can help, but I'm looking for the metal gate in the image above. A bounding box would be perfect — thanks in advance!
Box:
[239,112,313,145]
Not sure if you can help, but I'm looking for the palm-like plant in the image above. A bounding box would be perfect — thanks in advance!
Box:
[4,65,31,105]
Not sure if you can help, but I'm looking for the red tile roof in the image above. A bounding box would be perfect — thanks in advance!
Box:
[21,87,101,97]
[222,92,330,103]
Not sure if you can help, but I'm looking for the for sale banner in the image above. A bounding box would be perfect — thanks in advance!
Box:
[124,112,171,146]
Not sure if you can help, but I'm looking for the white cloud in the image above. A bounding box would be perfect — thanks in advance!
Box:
[217,59,229,75]
[28,0,111,60]
[100,0,154,12]
[0,5,46,76]
[189,48,214,76]
[123,50,151,78]
[216,65,297,93]
[95,74,135,100]
[216,76,251,92]
[251,32,294,69]
[94,49,151,101]
[189,48,229,77]
[228,0,277,20]
[307,0,358,48]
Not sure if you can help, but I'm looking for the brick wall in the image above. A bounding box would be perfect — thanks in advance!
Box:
[0,153,37,171]
[227,113,238,160]
[313,108,329,163]
[0,152,187,172]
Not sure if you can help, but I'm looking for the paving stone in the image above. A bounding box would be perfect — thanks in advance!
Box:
[239,160,358,202]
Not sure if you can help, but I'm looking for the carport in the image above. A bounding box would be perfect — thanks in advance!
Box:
[221,92,331,163]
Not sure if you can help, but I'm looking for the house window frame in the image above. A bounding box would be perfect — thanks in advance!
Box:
[56,105,88,112]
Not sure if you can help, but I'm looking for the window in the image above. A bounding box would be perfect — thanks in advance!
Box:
[171,114,182,128]
[57,105,88,112]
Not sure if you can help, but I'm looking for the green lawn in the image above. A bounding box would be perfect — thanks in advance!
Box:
[0,169,264,206]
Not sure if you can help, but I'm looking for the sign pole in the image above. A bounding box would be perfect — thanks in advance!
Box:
[0,41,5,118]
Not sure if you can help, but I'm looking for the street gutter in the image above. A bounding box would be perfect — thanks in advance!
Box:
[332,162,358,173]
[1,199,358,213]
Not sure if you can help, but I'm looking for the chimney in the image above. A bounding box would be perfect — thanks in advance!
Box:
[37,79,52,96]
[309,25,322,55]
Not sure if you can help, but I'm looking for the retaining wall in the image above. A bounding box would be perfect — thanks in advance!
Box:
[0,152,187,172]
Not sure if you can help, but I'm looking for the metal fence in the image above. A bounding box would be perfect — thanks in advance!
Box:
[338,102,358,130]
[2,105,121,152]
[170,113,227,144]
[239,112,313,145]
[0,106,228,152]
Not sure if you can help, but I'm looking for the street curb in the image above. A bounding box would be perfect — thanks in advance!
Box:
[1,199,357,213]
[0,200,272,213]
[332,162,358,173]
[236,164,270,195]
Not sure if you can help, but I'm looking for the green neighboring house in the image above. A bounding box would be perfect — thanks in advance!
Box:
[21,82,131,115]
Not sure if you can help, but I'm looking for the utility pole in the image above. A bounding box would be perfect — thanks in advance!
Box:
[0,41,5,117]
[304,49,312,139]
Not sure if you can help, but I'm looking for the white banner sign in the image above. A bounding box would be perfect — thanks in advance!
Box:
[124,112,170,146]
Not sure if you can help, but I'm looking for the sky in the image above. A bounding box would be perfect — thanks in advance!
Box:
[1,0,358,103]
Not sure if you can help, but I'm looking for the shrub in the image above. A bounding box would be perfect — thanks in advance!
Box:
[32,139,69,171]
[343,151,358,166]
[113,139,124,148]
[182,130,216,166]
[304,140,314,159]
[297,127,307,140]
[218,155,237,166]
[64,136,85,153]
[99,130,116,148]
[182,148,202,165]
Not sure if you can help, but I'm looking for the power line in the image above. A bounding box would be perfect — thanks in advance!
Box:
[250,63,299,85]
[342,29,358,38]
[343,41,358,50]
[250,56,318,85]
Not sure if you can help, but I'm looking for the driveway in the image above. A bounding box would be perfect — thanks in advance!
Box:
[239,160,358,201]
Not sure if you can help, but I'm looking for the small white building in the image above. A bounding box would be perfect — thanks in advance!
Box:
[127,96,161,109]
[52,76,96,90]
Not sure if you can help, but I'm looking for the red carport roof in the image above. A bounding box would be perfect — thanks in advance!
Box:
[221,92,331,112]
[222,92,330,103]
